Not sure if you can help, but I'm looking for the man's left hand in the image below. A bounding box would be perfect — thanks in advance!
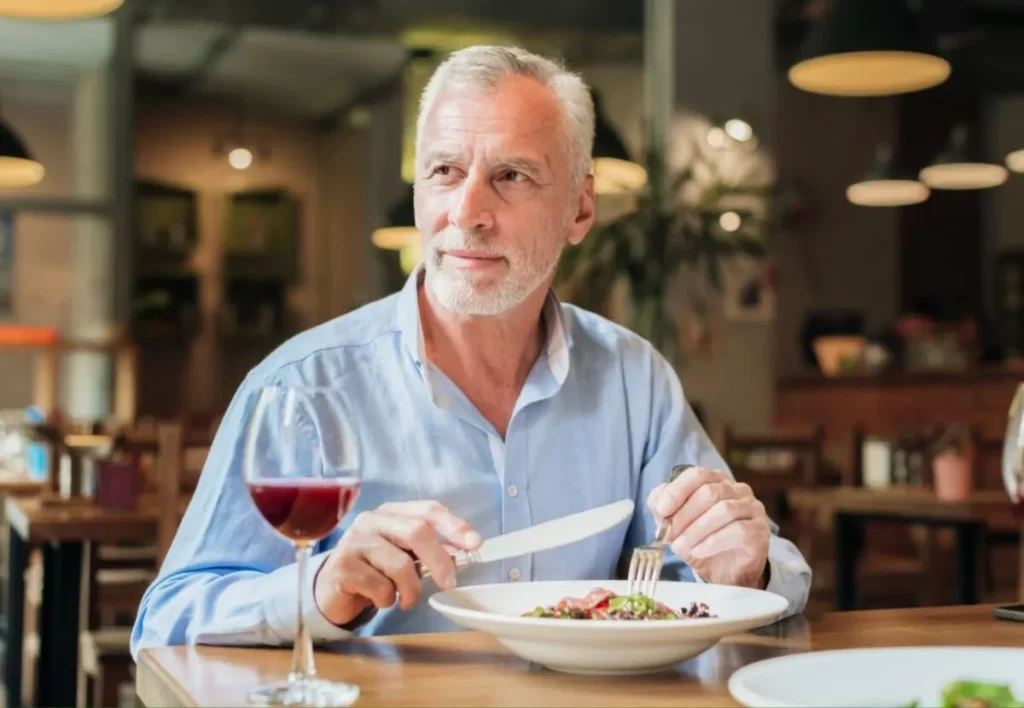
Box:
[647,466,770,589]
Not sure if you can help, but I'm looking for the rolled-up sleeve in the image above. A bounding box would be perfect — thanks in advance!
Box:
[130,374,356,660]
[624,346,812,619]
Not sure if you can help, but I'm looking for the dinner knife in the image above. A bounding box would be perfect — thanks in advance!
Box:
[414,498,635,579]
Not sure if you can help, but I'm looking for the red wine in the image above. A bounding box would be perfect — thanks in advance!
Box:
[1011,497,1024,519]
[248,478,359,543]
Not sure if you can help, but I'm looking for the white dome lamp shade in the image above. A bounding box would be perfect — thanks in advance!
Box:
[591,90,646,195]
[371,185,422,274]
[846,144,929,207]
[919,124,1008,190]
[0,0,123,19]
[0,118,44,189]
[788,0,950,97]
[1006,148,1024,174]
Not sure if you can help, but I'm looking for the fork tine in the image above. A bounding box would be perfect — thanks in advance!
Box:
[649,555,662,600]
[627,552,640,594]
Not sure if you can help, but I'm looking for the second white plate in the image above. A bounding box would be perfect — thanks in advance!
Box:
[727,646,1024,708]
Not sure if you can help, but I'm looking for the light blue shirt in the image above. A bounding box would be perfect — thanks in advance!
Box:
[131,267,811,659]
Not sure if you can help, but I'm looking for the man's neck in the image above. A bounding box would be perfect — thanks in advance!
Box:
[418,281,549,436]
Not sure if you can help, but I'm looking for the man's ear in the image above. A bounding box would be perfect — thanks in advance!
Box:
[567,174,596,246]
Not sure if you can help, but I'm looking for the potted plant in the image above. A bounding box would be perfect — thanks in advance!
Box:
[555,120,775,368]
[931,424,975,501]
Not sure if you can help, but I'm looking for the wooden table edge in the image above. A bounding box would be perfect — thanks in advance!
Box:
[137,648,200,708]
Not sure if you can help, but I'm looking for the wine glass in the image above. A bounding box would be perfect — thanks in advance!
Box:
[242,385,362,707]
[1001,383,1024,515]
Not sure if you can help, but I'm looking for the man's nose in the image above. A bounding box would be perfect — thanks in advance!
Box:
[450,173,496,233]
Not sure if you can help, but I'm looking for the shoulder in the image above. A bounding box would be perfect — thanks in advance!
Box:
[561,303,672,378]
[245,292,403,385]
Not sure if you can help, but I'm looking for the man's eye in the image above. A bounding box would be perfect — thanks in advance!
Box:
[500,170,526,183]
[431,165,451,177]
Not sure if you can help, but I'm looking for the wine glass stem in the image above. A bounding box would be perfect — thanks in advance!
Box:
[290,543,317,683]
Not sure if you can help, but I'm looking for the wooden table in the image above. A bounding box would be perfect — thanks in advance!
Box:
[787,486,1024,609]
[4,494,182,708]
[136,604,1022,707]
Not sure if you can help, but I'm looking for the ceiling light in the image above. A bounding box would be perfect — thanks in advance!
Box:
[724,119,754,143]
[919,124,1008,190]
[719,211,742,232]
[0,119,44,188]
[228,147,253,170]
[788,0,950,97]
[1006,149,1024,174]
[0,0,123,19]
[707,117,758,152]
[846,144,929,207]
[591,90,646,195]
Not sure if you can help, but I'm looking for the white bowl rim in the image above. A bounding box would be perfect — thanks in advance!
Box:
[428,580,789,632]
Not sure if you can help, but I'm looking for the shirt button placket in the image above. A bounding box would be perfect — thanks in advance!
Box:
[502,428,531,583]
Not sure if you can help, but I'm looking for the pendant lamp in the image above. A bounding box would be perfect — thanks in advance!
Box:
[919,124,1008,190]
[788,0,950,97]
[371,186,422,275]
[591,91,646,195]
[0,118,44,188]
[1006,149,1024,174]
[0,0,123,19]
[846,144,929,207]
[371,185,416,250]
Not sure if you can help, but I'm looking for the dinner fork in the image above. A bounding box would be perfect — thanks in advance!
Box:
[626,464,692,599]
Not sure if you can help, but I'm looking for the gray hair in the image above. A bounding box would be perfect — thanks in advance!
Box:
[415,45,595,192]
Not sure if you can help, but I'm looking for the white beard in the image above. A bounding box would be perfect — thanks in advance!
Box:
[423,235,565,316]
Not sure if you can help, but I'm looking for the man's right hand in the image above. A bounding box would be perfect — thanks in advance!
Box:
[313,500,482,626]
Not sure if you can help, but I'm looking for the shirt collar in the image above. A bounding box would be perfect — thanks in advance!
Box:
[396,264,573,384]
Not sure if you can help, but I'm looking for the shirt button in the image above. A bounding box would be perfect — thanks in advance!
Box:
[507,484,518,497]
[508,567,521,581]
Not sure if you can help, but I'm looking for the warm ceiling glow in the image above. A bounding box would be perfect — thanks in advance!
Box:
[846,179,930,207]
[719,211,742,232]
[1007,149,1024,174]
[592,157,647,195]
[919,163,1008,190]
[0,0,123,19]
[371,225,418,251]
[724,119,753,142]
[228,147,253,170]
[0,156,44,188]
[788,51,951,97]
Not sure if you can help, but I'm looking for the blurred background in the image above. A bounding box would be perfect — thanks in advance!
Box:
[0,1,1023,704]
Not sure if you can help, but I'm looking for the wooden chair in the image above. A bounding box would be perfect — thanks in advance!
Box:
[76,422,210,708]
[722,424,831,534]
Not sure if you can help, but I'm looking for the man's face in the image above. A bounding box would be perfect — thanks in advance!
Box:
[414,74,595,316]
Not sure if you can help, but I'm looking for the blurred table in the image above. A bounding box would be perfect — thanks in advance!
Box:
[787,486,1024,609]
[4,494,186,708]
[136,604,1019,708]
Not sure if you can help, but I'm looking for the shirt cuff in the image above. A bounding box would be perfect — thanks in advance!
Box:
[266,550,360,644]
[763,554,809,620]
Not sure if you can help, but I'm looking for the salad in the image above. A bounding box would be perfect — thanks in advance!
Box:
[907,680,1023,708]
[523,587,716,620]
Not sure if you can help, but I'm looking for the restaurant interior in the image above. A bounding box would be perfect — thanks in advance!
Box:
[0,0,1022,706]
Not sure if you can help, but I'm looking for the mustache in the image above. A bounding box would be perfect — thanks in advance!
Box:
[429,231,506,258]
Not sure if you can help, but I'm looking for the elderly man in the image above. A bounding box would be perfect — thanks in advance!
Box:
[131,45,810,656]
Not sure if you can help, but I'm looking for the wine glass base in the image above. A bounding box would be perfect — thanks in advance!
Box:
[246,677,360,707]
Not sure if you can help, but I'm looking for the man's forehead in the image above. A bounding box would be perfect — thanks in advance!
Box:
[420,83,563,162]
[423,78,563,137]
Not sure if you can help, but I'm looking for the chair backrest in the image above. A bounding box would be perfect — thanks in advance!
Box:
[723,424,827,486]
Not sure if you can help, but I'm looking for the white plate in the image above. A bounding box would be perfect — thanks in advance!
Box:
[728,646,1024,708]
[428,579,789,675]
